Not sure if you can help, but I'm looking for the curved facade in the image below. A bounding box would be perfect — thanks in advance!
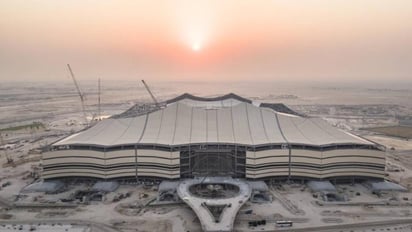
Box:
[43,94,385,180]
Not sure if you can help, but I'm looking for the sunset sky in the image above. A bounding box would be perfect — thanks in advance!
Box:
[1,0,411,82]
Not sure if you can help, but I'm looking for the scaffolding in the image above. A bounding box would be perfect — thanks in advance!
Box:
[180,145,246,178]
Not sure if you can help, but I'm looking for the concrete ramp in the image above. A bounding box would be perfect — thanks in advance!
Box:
[177,177,251,232]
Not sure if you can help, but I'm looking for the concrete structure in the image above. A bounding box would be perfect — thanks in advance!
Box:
[177,177,251,232]
[22,180,65,194]
[43,94,385,181]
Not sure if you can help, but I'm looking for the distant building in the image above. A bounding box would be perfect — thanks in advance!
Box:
[43,94,385,181]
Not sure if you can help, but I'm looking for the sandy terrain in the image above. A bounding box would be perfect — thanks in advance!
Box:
[1,81,412,231]
[364,135,412,150]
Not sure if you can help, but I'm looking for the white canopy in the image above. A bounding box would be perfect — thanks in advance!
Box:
[54,97,373,147]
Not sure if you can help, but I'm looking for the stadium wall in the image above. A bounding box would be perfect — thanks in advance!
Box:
[42,149,180,179]
[42,146,385,180]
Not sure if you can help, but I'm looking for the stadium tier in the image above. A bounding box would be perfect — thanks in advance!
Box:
[43,94,385,181]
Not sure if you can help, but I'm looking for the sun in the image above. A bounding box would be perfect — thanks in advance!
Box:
[192,42,201,52]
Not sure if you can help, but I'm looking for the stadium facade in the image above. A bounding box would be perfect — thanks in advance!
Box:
[43,94,385,181]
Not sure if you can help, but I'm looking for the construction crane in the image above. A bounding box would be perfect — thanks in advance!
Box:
[0,133,13,164]
[67,64,88,126]
[141,80,160,108]
[87,78,102,125]
[98,78,101,120]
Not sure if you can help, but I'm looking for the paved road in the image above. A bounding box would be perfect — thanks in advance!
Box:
[0,219,120,232]
[2,213,412,232]
[277,218,412,232]
[177,177,251,232]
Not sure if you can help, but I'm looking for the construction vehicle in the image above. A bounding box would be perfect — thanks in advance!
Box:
[67,64,88,126]
[141,80,161,109]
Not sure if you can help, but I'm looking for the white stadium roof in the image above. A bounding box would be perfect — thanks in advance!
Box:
[54,95,373,147]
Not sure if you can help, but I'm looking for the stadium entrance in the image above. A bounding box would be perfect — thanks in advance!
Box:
[180,146,246,178]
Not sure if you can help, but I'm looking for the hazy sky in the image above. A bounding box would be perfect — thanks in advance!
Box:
[1,0,411,82]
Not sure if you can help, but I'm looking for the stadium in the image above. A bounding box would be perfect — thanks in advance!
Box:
[43,93,385,181]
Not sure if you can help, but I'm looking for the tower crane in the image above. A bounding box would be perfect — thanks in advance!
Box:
[141,80,160,108]
[98,78,101,120]
[67,64,88,126]
[89,78,101,124]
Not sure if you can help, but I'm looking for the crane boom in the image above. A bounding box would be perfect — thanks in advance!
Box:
[67,64,88,126]
[98,78,101,119]
[141,80,159,107]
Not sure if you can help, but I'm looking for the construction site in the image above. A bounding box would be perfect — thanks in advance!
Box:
[1,70,412,231]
